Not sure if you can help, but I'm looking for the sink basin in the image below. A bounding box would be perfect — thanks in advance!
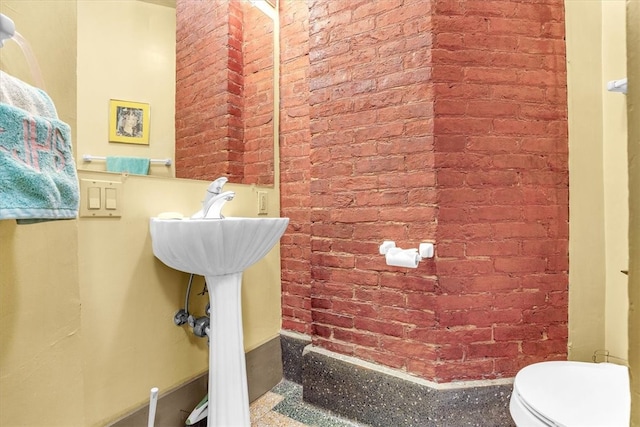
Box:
[149,216,288,427]
[150,217,289,276]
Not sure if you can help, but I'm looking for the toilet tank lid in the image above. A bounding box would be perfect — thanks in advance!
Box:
[513,361,630,427]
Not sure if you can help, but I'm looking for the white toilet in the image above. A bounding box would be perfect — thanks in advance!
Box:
[510,361,630,426]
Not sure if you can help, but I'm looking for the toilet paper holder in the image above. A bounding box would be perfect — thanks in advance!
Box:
[379,240,434,268]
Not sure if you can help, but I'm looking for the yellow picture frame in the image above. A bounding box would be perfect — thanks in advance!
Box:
[108,99,150,145]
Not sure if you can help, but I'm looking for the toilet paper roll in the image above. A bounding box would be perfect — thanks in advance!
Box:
[385,248,420,268]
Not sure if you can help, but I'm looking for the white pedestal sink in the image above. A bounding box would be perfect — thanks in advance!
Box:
[149,217,289,427]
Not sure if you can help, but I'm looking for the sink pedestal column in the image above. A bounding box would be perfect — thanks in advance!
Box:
[206,272,250,427]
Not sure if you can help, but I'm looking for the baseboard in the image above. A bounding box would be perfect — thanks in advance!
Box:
[246,335,284,402]
[108,374,208,427]
[109,335,283,427]
[279,331,515,427]
[279,329,312,384]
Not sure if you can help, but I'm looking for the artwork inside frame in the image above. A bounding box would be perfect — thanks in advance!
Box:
[108,99,150,145]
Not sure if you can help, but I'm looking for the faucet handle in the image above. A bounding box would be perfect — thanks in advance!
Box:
[207,177,228,195]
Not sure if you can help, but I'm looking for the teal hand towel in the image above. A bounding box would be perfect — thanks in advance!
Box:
[0,98,79,223]
[106,156,150,175]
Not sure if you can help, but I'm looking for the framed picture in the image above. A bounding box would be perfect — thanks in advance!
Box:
[108,99,150,145]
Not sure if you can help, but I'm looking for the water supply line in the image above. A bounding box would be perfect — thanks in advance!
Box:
[173,274,195,326]
[174,274,210,343]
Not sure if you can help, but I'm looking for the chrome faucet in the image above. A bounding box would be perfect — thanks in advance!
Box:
[192,177,233,219]
[202,190,235,219]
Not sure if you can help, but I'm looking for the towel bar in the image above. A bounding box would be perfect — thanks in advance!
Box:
[82,154,172,166]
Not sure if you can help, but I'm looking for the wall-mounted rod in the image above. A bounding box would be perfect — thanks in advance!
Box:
[82,154,172,166]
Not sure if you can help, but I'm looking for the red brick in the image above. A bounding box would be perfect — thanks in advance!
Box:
[494,257,547,273]
[522,339,567,357]
[354,317,404,338]
[493,222,548,239]
[313,310,354,329]
[468,342,519,359]
[313,337,355,356]
[492,291,548,309]
[470,206,522,221]
[466,241,519,257]
[465,1,519,18]
[436,117,493,134]
[523,307,567,324]
[333,328,379,348]
[355,288,405,307]
[436,259,495,277]
[332,299,378,318]
[466,170,519,186]
[494,325,544,342]
[380,306,437,327]
[438,344,465,361]
[491,85,546,102]
[406,359,438,379]
[273,0,568,384]
[359,348,407,370]
[381,337,436,359]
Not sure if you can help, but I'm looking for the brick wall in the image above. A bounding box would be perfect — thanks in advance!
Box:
[306,0,442,377]
[431,0,568,381]
[280,0,313,334]
[298,0,568,383]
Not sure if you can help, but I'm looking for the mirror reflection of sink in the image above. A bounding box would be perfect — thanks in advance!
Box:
[150,217,289,277]
[149,215,288,427]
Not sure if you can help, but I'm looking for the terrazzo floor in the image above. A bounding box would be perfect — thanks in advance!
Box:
[248,380,369,427]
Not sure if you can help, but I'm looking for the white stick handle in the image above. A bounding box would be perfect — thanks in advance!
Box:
[148,387,159,427]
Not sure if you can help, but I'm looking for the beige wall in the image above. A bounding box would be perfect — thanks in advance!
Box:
[565,0,607,361]
[0,220,85,426]
[602,0,629,362]
[77,173,207,425]
[0,1,84,426]
[627,1,639,423]
[0,1,283,425]
[566,0,635,420]
[566,0,630,364]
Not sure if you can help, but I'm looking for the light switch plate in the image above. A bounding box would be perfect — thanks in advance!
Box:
[80,179,122,218]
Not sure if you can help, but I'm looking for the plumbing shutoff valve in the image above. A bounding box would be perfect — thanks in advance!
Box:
[193,317,210,338]
[174,309,189,326]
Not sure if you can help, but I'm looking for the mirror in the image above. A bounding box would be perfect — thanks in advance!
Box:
[174,0,278,186]
[0,0,278,185]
